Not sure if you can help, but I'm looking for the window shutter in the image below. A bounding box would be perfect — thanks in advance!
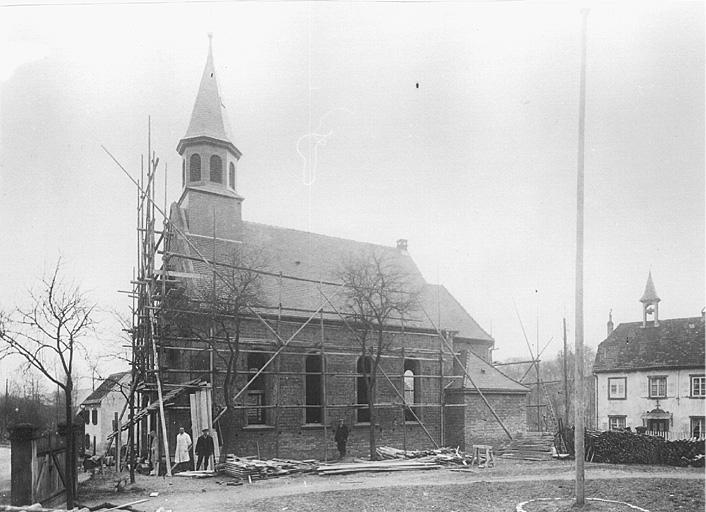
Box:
[667,377,675,396]
[640,378,647,397]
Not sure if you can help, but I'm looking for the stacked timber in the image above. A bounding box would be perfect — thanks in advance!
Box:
[497,432,555,461]
[562,428,706,466]
[216,455,315,480]
[317,459,441,475]
[376,446,475,465]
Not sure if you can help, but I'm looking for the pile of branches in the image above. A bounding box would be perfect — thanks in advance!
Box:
[560,428,705,466]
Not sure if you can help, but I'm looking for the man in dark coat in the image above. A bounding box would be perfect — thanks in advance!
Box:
[195,428,215,470]
[334,419,350,459]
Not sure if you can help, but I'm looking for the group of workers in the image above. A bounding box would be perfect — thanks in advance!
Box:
[147,418,351,474]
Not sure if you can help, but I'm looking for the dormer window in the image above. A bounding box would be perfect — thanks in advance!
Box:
[190,154,201,182]
[210,155,222,183]
[229,162,235,190]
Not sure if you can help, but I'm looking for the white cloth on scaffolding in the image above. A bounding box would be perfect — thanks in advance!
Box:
[175,432,192,463]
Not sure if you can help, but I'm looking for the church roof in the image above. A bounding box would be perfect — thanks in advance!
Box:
[640,271,660,303]
[167,217,494,343]
[593,317,705,373]
[178,40,236,153]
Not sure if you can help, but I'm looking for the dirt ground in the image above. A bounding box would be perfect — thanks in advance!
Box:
[75,460,704,512]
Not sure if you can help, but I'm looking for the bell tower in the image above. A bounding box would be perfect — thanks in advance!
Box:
[176,35,244,240]
[640,271,660,327]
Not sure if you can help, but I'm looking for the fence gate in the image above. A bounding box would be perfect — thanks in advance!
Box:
[10,423,79,507]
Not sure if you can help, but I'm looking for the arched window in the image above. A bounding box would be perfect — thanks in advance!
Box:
[403,359,420,421]
[182,160,185,187]
[190,154,201,182]
[91,409,98,425]
[210,155,223,183]
[305,355,323,424]
[357,356,373,423]
[84,411,90,425]
[228,162,235,189]
[84,434,90,450]
[247,353,267,424]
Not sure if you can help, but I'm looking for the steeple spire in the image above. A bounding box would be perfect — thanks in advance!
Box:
[177,34,238,154]
[640,271,660,327]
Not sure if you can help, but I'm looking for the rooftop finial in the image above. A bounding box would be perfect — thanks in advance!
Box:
[208,32,213,53]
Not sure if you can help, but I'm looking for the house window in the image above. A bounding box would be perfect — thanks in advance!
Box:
[357,356,373,423]
[608,377,627,400]
[305,355,323,424]
[247,353,267,424]
[691,376,706,397]
[84,434,90,450]
[403,359,421,421]
[608,416,626,430]
[84,412,90,425]
[228,163,235,189]
[690,417,705,438]
[190,154,201,182]
[648,376,667,398]
[210,155,222,183]
[91,409,98,425]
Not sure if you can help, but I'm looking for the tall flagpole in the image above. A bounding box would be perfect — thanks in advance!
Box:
[575,8,589,506]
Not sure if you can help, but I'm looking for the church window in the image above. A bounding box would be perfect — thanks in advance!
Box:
[210,155,223,183]
[190,154,201,182]
[403,359,421,421]
[182,160,185,187]
[228,162,235,190]
[305,354,323,424]
[247,353,267,424]
[356,356,373,423]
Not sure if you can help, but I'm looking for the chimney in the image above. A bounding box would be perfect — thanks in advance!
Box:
[607,310,614,337]
[396,239,408,252]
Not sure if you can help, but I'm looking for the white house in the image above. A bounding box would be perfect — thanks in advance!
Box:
[593,274,705,439]
[80,371,131,454]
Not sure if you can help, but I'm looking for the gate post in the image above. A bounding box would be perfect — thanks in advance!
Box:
[9,423,38,506]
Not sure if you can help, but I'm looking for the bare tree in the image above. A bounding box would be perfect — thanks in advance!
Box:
[0,260,95,508]
[338,250,419,460]
[165,246,266,455]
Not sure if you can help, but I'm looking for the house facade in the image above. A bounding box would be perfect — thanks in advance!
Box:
[81,371,131,454]
[140,40,529,461]
[593,274,705,438]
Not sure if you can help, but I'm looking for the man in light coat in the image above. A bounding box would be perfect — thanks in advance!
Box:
[174,427,192,472]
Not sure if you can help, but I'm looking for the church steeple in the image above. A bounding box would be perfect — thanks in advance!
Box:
[177,35,242,194]
[176,35,244,241]
[640,271,660,327]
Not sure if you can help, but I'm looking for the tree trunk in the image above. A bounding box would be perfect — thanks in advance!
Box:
[64,382,74,509]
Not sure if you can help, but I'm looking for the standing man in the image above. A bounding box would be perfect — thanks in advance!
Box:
[148,430,159,475]
[174,427,192,473]
[333,418,349,459]
[195,428,215,470]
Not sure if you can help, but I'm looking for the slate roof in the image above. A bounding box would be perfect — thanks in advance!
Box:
[81,371,130,407]
[593,317,705,373]
[178,42,236,153]
[168,219,494,343]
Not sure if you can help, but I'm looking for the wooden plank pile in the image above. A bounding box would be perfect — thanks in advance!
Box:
[497,432,555,461]
[317,459,442,475]
[561,428,706,466]
[216,455,316,481]
[376,446,475,466]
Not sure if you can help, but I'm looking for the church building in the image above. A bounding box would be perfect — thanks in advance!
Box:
[149,40,528,461]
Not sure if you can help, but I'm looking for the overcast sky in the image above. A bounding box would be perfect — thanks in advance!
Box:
[0,1,703,385]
